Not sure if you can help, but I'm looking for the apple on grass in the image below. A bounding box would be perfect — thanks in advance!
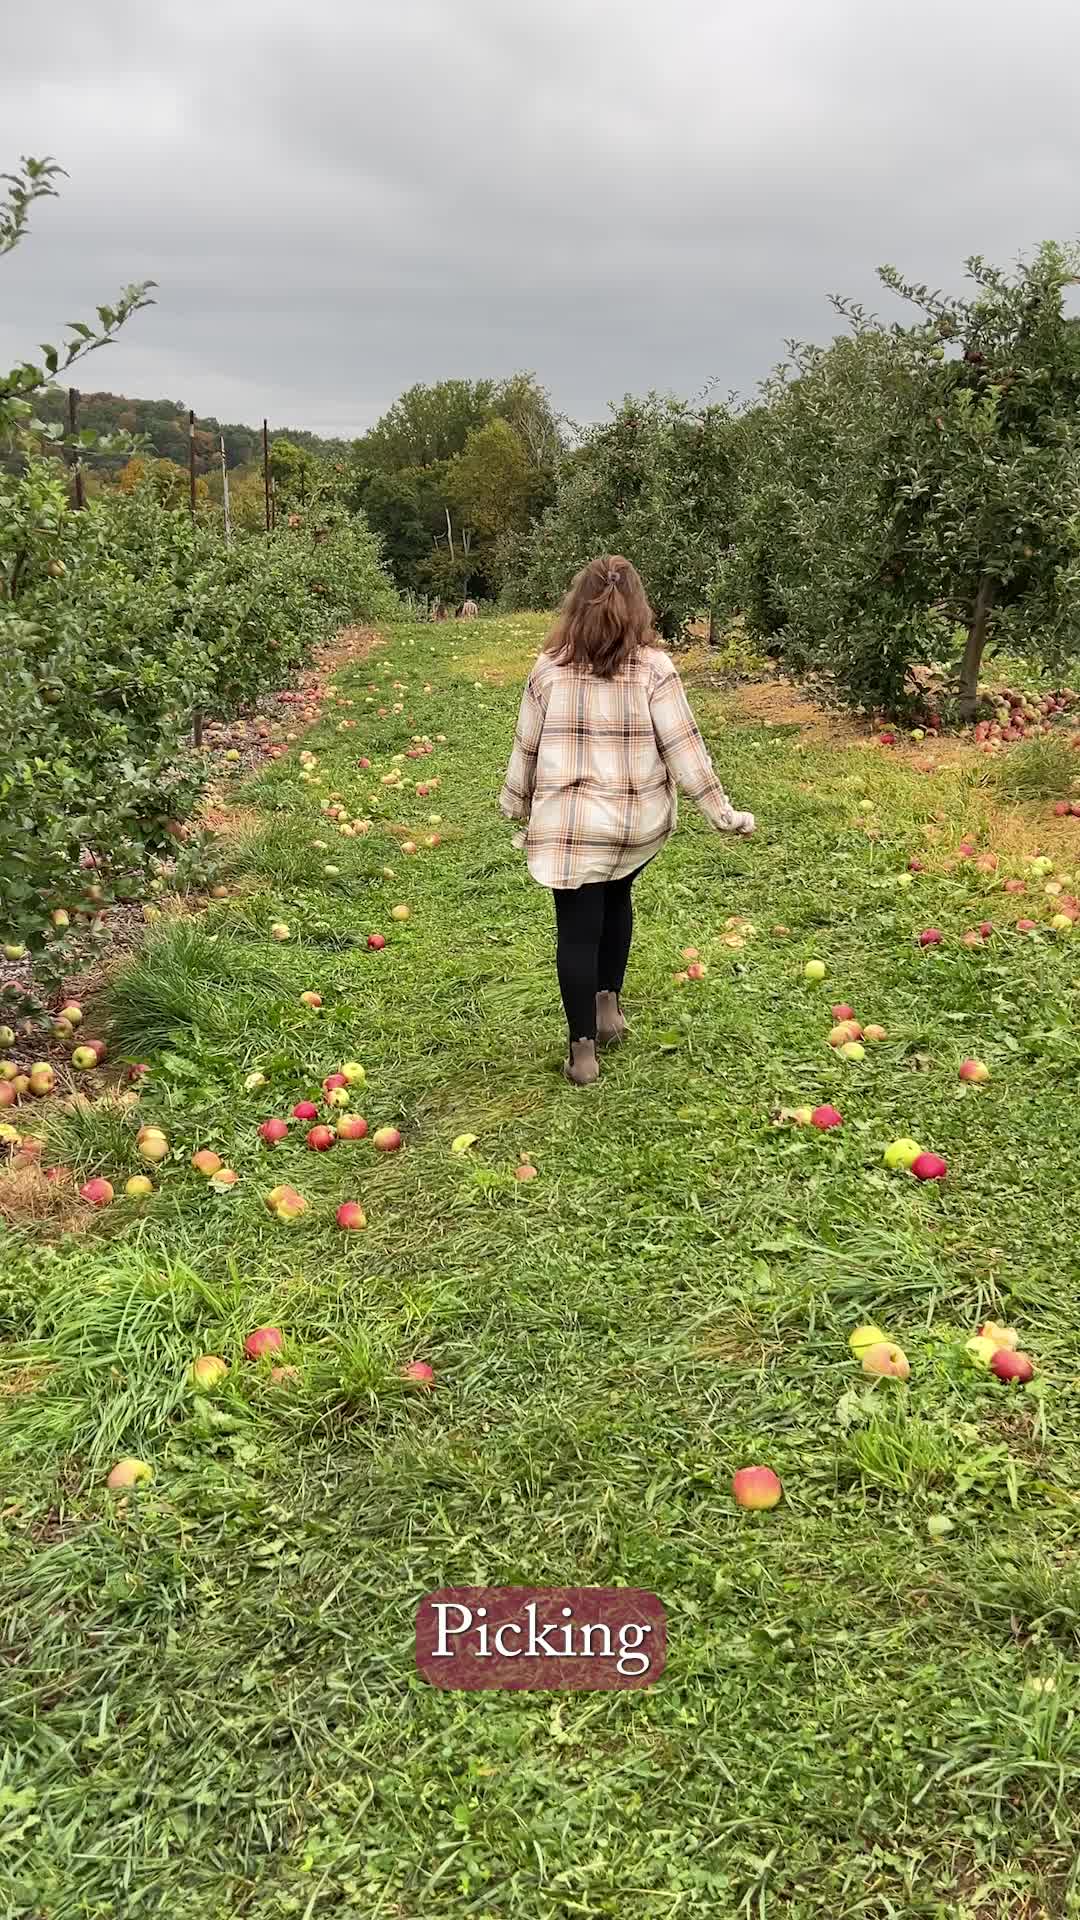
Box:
[59,1003,83,1027]
[125,1175,154,1200]
[990,1348,1035,1383]
[336,1114,368,1141]
[244,1326,284,1359]
[299,991,323,1009]
[959,1059,990,1083]
[883,1138,923,1170]
[804,960,826,981]
[401,1360,435,1388]
[861,1342,911,1380]
[71,1045,101,1071]
[138,1130,169,1163]
[373,1126,402,1152]
[391,905,410,922]
[80,1177,114,1207]
[839,1040,865,1062]
[336,1201,367,1231]
[731,1466,782,1510]
[810,1105,842,1131]
[979,1322,1019,1351]
[307,1123,337,1152]
[189,1354,228,1390]
[107,1458,153,1491]
[863,1024,887,1043]
[192,1149,222,1177]
[911,1152,947,1181]
[292,1101,319,1121]
[323,1073,348,1093]
[341,1062,366,1086]
[28,1063,55,1097]
[264,1184,307,1222]
[831,1004,855,1022]
[918,928,943,947]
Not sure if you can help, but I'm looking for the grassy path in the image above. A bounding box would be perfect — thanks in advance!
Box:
[4,615,1080,1919]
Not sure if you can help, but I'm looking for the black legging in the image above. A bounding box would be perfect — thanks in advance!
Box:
[552,866,645,1042]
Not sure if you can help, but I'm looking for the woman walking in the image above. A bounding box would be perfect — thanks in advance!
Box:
[499,556,755,1085]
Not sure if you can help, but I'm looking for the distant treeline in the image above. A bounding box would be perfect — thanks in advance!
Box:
[31,388,350,473]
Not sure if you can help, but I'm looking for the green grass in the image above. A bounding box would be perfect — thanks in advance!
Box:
[3,612,1080,1918]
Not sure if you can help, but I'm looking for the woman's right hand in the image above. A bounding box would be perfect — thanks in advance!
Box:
[731,811,756,836]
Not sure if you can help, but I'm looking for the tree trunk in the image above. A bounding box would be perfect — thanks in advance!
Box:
[959,575,995,723]
[707,608,717,646]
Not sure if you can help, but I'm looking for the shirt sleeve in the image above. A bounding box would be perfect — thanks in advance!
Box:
[649,663,744,833]
[499,669,546,823]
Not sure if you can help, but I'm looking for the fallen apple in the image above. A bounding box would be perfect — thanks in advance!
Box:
[391,905,410,922]
[191,1149,223,1177]
[292,1101,319,1121]
[299,991,323,1009]
[978,1322,1019,1351]
[259,1118,289,1147]
[336,1113,369,1141]
[811,1104,843,1130]
[831,1004,855,1022]
[245,1071,268,1093]
[211,1167,239,1191]
[71,1045,100,1071]
[125,1174,154,1200]
[401,1360,435,1388]
[269,1365,300,1386]
[918,928,943,947]
[264,1184,307,1222]
[190,1354,228,1390]
[373,1125,403,1152]
[731,1466,782,1510]
[80,1176,114,1207]
[107,1457,153,1490]
[28,1063,55,1097]
[804,960,827,981]
[789,1105,815,1126]
[341,1062,366,1085]
[829,1020,862,1047]
[336,1201,367,1230]
[515,1162,538,1181]
[244,1326,284,1359]
[861,1341,910,1380]
[59,1002,83,1027]
[959,1059,990,1083]
[863,1024,887,1043]
[323,1073,348,1093]
[306,1125,337,1151]
[839,1040,865,1062]
[911,1151,947,1181]
[989,1348,1035,1383]
[965,1334,999,1368]
[367,933,387,950]
[883,1138,923,1170]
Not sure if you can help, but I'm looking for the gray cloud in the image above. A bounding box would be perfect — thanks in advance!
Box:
[2,0,1079,436]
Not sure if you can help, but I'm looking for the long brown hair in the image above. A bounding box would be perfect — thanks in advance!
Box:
[544,555,654,677]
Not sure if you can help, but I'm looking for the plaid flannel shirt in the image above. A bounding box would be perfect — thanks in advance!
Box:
[498,646,751,889]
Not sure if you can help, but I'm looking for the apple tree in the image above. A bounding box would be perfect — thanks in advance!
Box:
[728,244,1080,718]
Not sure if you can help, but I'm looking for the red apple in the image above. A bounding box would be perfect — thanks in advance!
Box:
[918,928,943,947]
[908,858,924,872]
[831,1004,855,1022]
[959,1059,990,1083]
[336,1114,369,1141]
[306,1125,336,1151]
[292,1101,319,1121]
[810,1105,843,1131]
[323,1072,348,1093]
[731,1466,782,1510]
[989,1348,1035,1383]
[978,921,993,938]
[80,1176,114,1207]
[336,1201,367,1230]
[259,1118,289,1146]
[244,1326,284,1360]
[373,1126,402,1152]
[515,1163,538,1182]
[911,1151,947,1181]
[401,1360,434,1388]
[367,933,386,951]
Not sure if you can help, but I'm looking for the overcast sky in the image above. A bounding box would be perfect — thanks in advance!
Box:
[2,0,1078,438]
